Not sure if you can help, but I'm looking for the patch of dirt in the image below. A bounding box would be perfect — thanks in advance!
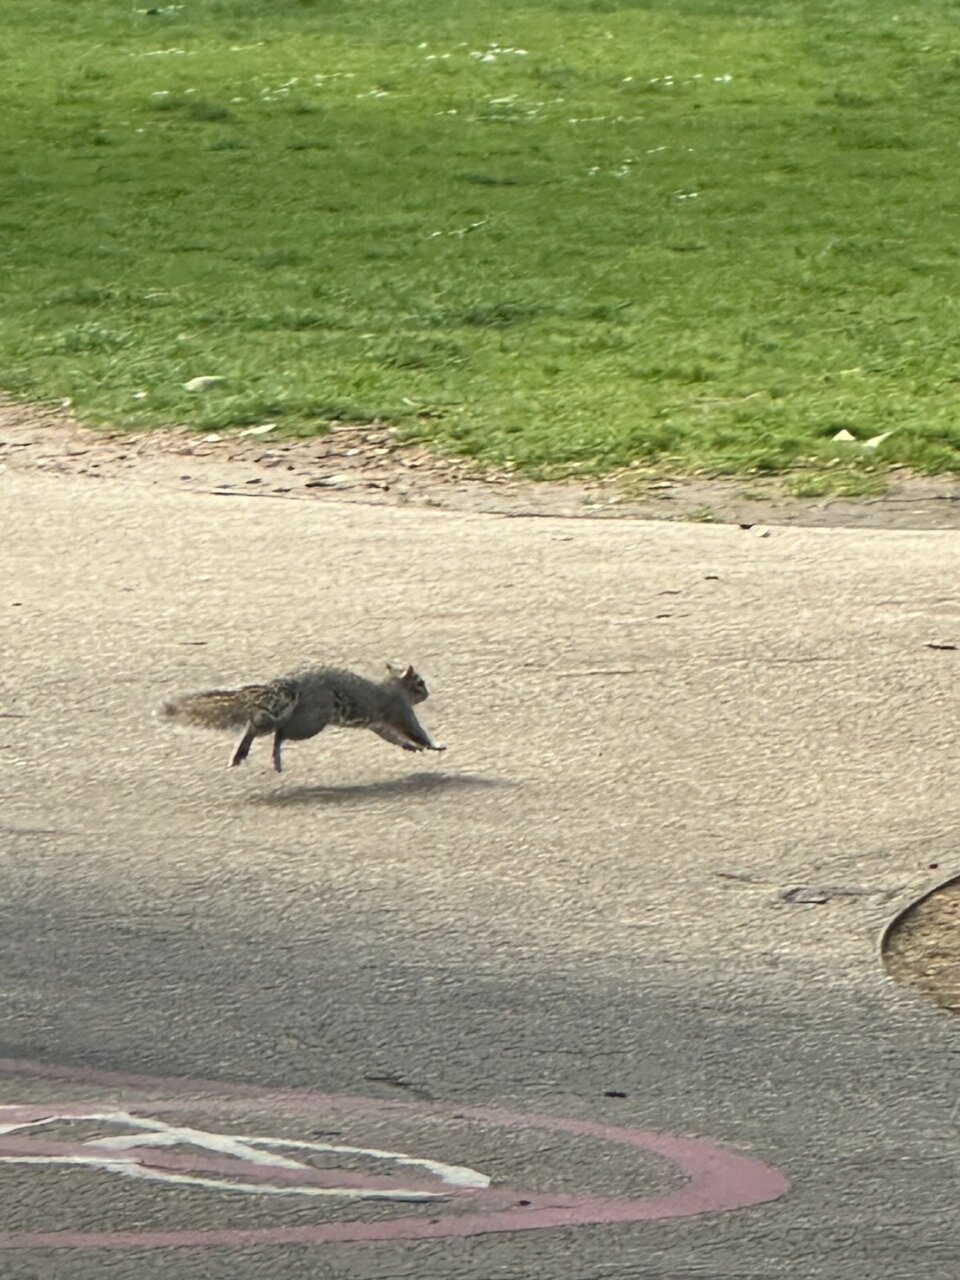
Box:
[883,877,960,1015]
[2,396,960,527]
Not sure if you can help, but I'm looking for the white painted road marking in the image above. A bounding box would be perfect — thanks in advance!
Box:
[0,1107,489,1202]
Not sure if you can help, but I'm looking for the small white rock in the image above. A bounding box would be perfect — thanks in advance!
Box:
[183,376,226,392]
[831,428,856,441]
[861,431,893,450]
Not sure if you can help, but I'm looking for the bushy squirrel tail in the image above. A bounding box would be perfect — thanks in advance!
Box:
[162,686,271,731]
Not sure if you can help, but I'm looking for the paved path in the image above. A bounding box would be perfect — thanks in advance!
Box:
[0,468,957,1278]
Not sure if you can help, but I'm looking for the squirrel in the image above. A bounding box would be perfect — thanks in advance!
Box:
[162,663,445,773]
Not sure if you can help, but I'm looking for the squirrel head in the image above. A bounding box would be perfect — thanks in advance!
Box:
[386,662,429,704]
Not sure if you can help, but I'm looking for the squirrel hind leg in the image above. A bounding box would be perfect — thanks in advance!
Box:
[272,731,284,774]
[229,728,255,769]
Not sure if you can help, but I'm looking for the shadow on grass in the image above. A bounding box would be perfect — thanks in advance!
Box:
[248,771,512,806]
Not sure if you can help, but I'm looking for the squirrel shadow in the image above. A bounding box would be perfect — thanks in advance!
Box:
[248,771,513,807]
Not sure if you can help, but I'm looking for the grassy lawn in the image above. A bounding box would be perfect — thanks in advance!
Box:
[1,0,959,478]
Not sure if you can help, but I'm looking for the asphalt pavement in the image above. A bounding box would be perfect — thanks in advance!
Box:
[0,467,957,1278]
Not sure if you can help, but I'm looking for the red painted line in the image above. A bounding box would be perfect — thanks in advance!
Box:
[0,1057,790,1249]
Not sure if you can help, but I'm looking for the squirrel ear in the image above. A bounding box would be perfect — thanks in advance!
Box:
[385,661,402,678]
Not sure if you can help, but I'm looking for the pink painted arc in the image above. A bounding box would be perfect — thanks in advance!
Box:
[0,1056,789,1250]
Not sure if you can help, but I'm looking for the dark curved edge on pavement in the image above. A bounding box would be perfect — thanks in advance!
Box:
[878,868,960,966]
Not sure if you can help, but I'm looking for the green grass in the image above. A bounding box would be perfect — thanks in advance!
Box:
[2,0,959,476]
